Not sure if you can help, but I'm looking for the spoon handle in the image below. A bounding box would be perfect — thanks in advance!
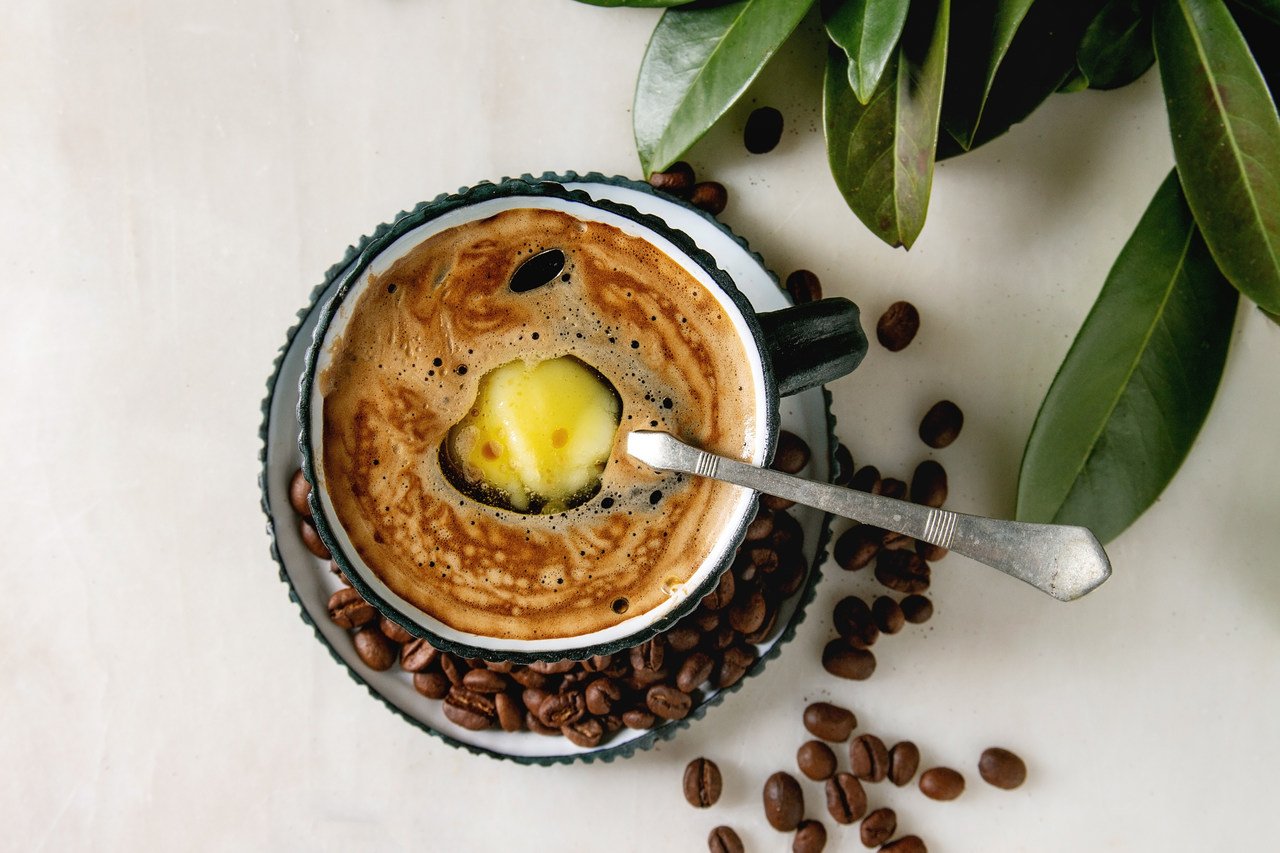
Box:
[627,431,1111,602]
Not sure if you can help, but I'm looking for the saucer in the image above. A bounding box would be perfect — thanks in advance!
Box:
[257,172,839,764]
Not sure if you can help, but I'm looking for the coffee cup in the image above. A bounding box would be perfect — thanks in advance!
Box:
[298,176,866,662]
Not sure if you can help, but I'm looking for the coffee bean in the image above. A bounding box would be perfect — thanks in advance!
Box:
[824,772,867,824]
[875,550,931,594]
[378,616,414,643]
[326,588,375,629]
[525,710,560,735]
[876,301,920,352]
[715,644,757,689]
[528,658,575,675]
[745,504,775,541]
[677,651,715,693]
[915,540,949,562]
[772,430,811,474]
[832,596,877,649]
[763,771,805,831]
[601,713,624,734]
[761,492,797,511]
[797,740,838,781]
[580,654,612,672]
[793,819,827,853]
[918,766,964,800]
[743,604,779,644]
[728,587,766,634]
[462,668,508,693]
[900,594,933,624]
[666,626,702,653]
[880,836,927,853]
[888,740,920,786]
[770,507,804,551]
[562,717,604,748]
[691,181,728,215]
[709,622,737,652]
[708,825,744,853]
[299,518,331,559]
[919,400,963,448]
[328,560,351,586]
[494,692,523,732]
[786,269,823,305]
[442,686,495,731]
[770,547,808,598]
[510,667,547,689]
[978,747,1027,789]
[585,678,622,715]
[412,670,450,699]
[683,757,723,808]
[702,570,736,611]
[880,477,908,501]
[744,105,784,153]
[850,734,890,782]
[649,161,695,198]
[289,468,312,517]
[485,659,516,673]
[536,690,585,727]
[522,687,550,714]
[910,459,948,508]
[851,464,882,494]
[872,596,905,634]
[622,708,655,729]
[399,637,440,673]
[862,807,897,847]
[835,525,883,571]
[631,636,666,671]
[804,702,856,742]
[439,653,465,685]
[351,625,394,670]
[647,684,692,720]
[822,640,876,680]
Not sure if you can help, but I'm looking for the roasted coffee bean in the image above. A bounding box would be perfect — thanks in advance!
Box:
[919,767,965,800]
[763,771,805,831]
[824,772,867,824]
[631,636,666,671]
[880,477,908,501]
[677,651,715,693]
[804,702,856,742]
[770,508,804,551]
[399,637,440,672]
[702,570,736,611]
[833,442,854,486]
[745,505,775,540]
[919,400,963,448]
[622,708,655,729]
[585,678,622,715]
[876,301,920,352]
[484,659,515,673]
[910,459,948,508]
[772,430,811,474]
[880,836,927,853]
[510,667,548,689]
[708,825,744,853]
[889,740,920,786]
[412,670,450,699]
[691,181,728,215]
[743,604,779,644]
[528,658,575,675]
[872,596,905,634]
[915,540,949,561]
[728,587,767,633]
[522,687,550,714]
[793,819,827,853]
[462,668,508,693]
[761,492,797,511]
[822,640,876,680]
[579,654,612,672]
[749,545,780,574]
[299,518,331,559]
[683,757,723,808]
[850,734,890,782]
[715,644,757,689]
[601,713,624,734]
[648,161,695,198]
[786,269,823,305]
[832,595,873,638]
[326,588,375,629]
[835,524,883,571]
[289,468,312,517]
[875,550,931,594]
[328,560,351,586]
[851,464,882,494]
[647,684,693,720]
[771,547,808,597]
[494,692,523,732]
[443,686,495,731]
[525,711,560,736]
[536,690,586,727]
[666,626,701,653]
[900,594,933,624]
[797,740,838,781]
[351,626,395,671]
[744,105,784,153]
[562,717,604,748]
[378,616,414,643]
[978,747,1027,789]
[628,664,670,690]
[862,808,897,847]
[439,653,465,685]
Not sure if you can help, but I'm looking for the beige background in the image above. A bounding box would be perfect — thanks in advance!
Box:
[2,1,1278,850]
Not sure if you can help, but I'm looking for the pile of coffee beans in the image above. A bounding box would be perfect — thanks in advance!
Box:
[287,429,815,747]
[648,162,728,216]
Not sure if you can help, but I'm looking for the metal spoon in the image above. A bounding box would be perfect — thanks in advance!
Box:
[626,431,1111,601]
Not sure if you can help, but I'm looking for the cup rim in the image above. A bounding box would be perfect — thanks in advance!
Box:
[297,176,781,662]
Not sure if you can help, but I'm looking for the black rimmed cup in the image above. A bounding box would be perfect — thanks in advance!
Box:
[298,176,866,663]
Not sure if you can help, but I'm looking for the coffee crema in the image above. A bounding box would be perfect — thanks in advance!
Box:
[319,207,758,641]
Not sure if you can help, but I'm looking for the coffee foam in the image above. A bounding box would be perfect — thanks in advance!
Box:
[320,207,757,641]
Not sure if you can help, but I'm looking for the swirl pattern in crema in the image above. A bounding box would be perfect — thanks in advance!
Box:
[320,207,758,641]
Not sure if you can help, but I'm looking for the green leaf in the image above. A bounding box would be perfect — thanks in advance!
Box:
[822,0,911,104]
[1078,0,1155,90]
[1017,171,1238,544]
[942,0,1106,151]
[633,0,815,175]
[824,0,949,248]
[1155,0,1280,313]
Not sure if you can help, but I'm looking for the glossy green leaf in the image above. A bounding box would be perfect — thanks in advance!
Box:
[942,0,1106,151]
[822,0,911,104]
[824,0,949,249]
[1017,171,1238,544]
[1078,0,1155,89]
[1155,0,1280,313]
[633,0,814,175]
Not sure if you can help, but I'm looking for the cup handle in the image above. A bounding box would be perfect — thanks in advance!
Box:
[757,297,867,397]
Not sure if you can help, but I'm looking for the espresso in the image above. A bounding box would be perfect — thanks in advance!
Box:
[319,206,758,641]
